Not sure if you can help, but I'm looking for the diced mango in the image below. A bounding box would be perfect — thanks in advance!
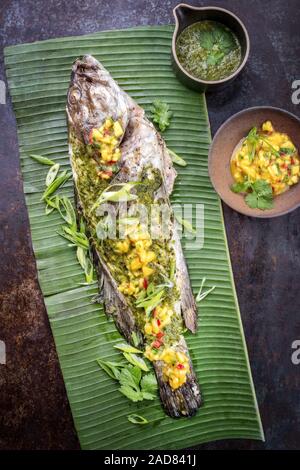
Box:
[115,240,130,253]
[92,128,103,142]
[262,120,274,133]
[113,121,123,138]
[142,265,154,277]
[130,257,142,271]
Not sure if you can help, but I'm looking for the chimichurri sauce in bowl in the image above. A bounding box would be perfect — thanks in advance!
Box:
[175,20,242,82]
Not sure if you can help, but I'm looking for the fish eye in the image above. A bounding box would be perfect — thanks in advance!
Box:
[68,86,81,104]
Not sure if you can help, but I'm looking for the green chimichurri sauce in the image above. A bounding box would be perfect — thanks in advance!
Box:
[176,20,242,81]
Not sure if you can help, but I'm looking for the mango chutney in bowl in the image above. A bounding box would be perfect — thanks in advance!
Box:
[231,121,300,198]
[208,107,300,218]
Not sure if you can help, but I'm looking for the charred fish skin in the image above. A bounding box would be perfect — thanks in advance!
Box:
[66,55,202,417]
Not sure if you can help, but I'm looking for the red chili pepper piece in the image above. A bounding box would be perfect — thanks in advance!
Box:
[156,332,164,340]
[152,340,162,349]
[143,278,148,290]
[176,363,185,370]
[157,319,161,326]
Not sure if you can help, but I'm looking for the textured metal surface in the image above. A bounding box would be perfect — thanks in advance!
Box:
[0,0,299,450]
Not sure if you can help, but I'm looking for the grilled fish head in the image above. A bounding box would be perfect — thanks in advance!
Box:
[67,54,130,144]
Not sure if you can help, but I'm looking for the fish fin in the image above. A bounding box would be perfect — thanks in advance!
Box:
[153,130,177,195]
[173,229,198,333]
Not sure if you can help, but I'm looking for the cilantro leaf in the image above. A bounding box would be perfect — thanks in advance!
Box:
[231,181,248,193]
[252,179,273,198]
[231,177,274,211]
[257,197,273,210]
[150,100,173,132]
[206,51,224,66]
[200,27,237,68]
[244,180,274,210]
[200,31,214,50]
[245,192,259,209]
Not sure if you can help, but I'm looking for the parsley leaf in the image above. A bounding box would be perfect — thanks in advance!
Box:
[118,366,157,402]
[119,384,143,402]
[150,100,173,132]
[140,373,158,400]
[119,366,143,402]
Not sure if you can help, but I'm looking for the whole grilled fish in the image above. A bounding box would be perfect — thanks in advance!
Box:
[66,55,201,417]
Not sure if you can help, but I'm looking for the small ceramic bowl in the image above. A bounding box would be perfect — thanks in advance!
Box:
[208,107,300,218]
[172,4,250,92]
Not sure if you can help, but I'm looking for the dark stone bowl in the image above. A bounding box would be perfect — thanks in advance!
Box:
[171,4,250,93]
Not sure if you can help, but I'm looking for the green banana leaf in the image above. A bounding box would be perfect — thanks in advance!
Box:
[4,26,264,449]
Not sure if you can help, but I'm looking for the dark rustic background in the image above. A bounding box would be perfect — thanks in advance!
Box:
[0,0,299,450]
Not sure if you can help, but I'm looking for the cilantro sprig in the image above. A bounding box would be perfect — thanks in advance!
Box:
[200,27,236,66]
[150,100,173,132]
[231,179,274,210]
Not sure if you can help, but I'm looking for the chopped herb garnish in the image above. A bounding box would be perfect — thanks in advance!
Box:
[60,225,90,250]
[174,214,196,234]
[45,163,60,187]
[127,414,149,425]
[196,277,216,303]
[30,154,55,165]
[150,100,172,132]
[167,148,187,167]
[41,170,71,200]
[280,147,295,155]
